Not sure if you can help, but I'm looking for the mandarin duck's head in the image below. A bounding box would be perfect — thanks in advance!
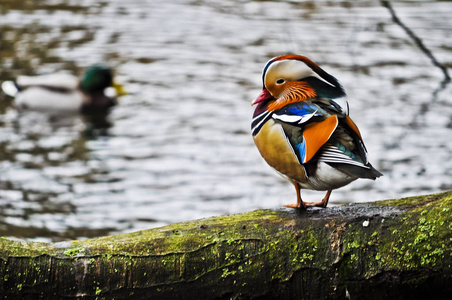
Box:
[252,55,346,112]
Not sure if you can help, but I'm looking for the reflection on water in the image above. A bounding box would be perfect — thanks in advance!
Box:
[0,0,451,241]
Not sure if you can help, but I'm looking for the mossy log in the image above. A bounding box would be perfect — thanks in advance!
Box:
[1,191,452,299]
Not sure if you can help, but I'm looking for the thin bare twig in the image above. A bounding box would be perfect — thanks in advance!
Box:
[381,0,450,82]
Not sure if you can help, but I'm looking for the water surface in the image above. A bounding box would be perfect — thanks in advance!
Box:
[0,0,451,241]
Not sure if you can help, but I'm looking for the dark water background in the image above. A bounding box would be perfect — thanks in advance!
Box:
[0,0,451,241]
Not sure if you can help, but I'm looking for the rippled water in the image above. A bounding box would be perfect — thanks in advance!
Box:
[0,0,451,241]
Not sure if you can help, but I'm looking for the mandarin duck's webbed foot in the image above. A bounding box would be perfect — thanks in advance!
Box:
[299,190,332,208]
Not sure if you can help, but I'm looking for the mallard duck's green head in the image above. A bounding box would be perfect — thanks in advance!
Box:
[80,65,113,94]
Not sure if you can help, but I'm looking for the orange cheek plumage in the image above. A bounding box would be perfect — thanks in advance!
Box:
[267,82,316,111]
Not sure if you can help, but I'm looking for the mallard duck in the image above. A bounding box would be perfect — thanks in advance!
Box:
[1,65,125,115]
[251,54,382,208]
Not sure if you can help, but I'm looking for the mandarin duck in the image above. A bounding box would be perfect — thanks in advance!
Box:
[1,65,126,115]
[251,55,382,208]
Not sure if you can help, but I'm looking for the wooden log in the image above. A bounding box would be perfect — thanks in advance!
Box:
[1,191,452,299]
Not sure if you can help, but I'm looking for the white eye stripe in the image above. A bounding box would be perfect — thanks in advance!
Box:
[265,59,335,88]
[310,71,336,87]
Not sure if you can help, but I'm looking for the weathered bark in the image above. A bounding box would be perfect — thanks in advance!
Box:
[1,191,452,299]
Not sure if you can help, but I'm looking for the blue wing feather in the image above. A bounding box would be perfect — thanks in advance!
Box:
[295,137,307,163]
[273,101,327,125]
[276,101,323,117]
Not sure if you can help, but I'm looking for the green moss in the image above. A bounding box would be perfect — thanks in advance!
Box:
[63,247,85,257]
[221,268,237,278]
[377,191,452,208]
[339,191,452,281]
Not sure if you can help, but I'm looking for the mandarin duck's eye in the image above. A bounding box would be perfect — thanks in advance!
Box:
[276,79,285,85]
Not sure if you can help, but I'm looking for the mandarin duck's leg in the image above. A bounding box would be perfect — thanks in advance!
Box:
[302,190,332,208]
[320,190,332,208]
[284,181,306,208]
